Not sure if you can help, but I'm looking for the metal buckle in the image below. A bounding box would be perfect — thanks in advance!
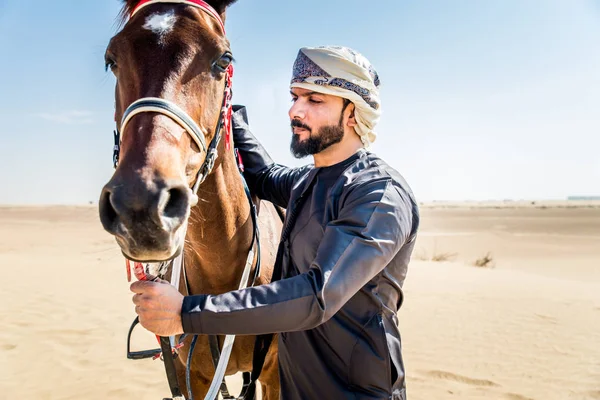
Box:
[205,149,217,173]
[113,130,121,168]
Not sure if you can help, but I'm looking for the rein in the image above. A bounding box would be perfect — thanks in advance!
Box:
[111,1,267,399]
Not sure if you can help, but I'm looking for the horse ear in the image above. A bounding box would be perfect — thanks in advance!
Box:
[204,0,238,15]
[119,0,142,24]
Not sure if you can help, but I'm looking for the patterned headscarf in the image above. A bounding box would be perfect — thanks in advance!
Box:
[290,46,381,147]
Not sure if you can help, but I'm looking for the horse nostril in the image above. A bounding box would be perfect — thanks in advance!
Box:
[160,186,190,229]
[99,188,119,233]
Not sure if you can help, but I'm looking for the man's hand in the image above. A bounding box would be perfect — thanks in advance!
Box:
[131,278,185,337]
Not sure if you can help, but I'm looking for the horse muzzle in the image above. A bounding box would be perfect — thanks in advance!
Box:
[99,177,191,262]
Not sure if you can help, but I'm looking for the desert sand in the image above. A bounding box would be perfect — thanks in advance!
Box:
[1,202,598,400]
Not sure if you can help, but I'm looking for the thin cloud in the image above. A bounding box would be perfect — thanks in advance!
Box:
[35,110,94,125]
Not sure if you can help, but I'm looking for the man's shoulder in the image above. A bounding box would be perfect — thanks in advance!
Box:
[340,151,420,237]
[343,151,416,201]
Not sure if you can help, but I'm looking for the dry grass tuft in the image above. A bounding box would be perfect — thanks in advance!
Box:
[415,249,457,262]
[474,252,495,268]
[431,252,458,262]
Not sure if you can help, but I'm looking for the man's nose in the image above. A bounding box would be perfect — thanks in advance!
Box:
[289,100,306,120]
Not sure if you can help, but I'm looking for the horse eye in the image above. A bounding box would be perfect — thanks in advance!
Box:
[105,57,117,72]
[214,53,233,72]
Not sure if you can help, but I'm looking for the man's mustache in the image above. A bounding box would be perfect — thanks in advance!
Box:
[291,119,311,132]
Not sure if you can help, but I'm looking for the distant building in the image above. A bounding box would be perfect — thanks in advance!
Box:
[567,196,600,201]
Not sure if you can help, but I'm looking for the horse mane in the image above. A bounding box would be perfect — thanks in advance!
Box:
[119,0,238,24]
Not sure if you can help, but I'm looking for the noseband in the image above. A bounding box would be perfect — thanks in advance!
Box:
[112,0,234,193]
[121,98,208,154]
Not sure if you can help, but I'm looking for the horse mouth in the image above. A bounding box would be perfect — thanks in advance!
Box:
[121,246,183,264]
[115,228,185,263]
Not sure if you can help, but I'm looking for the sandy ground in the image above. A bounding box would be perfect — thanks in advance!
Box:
[0,202,598,400]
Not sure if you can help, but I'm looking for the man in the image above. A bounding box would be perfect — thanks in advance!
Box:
[132,46,419,399]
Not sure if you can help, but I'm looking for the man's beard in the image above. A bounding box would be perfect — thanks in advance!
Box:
[290,116,345,159]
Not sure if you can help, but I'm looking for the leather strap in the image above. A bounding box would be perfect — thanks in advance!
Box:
[160,336,184,399]
[120,98,208,153]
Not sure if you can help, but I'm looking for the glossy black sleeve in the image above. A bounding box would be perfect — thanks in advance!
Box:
[181,178,413,335]
[231,105,310,208]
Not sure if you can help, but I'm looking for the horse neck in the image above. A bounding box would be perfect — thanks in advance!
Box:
[183,145,255,294]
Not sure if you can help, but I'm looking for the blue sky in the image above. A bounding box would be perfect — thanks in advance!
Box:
[0,0,598,204]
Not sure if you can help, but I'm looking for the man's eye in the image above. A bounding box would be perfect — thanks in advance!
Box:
[309,98,322,104]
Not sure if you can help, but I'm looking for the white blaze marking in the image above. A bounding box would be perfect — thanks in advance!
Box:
[143,10,177,37]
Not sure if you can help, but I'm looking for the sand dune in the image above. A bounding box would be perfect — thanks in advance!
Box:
[1,203,598,399]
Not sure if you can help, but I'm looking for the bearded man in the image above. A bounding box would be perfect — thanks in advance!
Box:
[132,45,419,400]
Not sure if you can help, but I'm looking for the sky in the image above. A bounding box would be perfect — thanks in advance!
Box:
[0,0,598,204]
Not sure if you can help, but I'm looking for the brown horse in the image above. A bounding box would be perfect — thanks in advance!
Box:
[98,0,281,398]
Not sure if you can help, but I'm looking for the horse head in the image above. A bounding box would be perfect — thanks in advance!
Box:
[99,0,238,262]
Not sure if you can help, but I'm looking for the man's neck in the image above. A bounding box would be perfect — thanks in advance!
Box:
[313,133,364,167]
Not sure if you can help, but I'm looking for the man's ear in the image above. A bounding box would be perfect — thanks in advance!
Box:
[346,103,357,128]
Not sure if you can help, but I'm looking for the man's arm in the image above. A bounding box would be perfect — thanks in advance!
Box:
[180,178,414,335]
[232,105,310,208]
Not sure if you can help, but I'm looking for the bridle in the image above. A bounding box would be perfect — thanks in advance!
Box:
[113,0,234,192]
[114,0,235,217]
[110,2,267,400]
